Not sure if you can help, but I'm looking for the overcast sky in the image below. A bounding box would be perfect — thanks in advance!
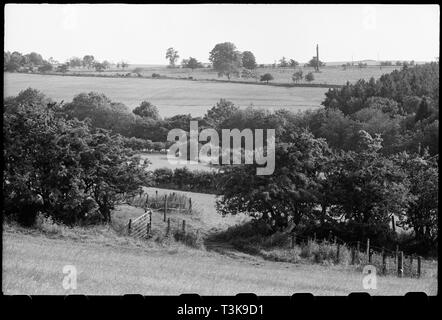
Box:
[4,4,440,65]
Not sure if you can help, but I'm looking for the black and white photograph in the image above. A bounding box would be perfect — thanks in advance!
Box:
[2,4,439,297]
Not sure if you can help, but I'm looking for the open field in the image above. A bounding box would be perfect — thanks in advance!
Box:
[42,65,401,86]
[140,153,216,172]
[3,229,437,295]
[4,72,327,118]
[3,187,437,295]
[128,65,401,85]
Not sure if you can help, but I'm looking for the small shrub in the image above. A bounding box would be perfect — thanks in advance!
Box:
[300,240,349,265]
[35,214,63,235]
[152,73,161,78]
[312,242,336,264]
[261,231,290,248]
[173,230,203,249]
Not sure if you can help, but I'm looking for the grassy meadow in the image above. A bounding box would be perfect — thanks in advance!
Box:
[129,65,401,85]
[3,187,437,295]
[4,72,327,118]
[3,225,437,295]
[43,64,401,85]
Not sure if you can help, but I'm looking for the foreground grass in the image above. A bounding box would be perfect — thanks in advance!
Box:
[3,228,437,295]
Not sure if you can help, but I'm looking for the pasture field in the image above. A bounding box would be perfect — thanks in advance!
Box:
[3,187,437,295]
[3,228,437,295]
[44,64,401,86]
[129,65,401,85]
[4,72,327,118]
[139,153,215,172]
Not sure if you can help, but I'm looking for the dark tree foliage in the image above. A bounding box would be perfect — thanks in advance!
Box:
[217,131,331,231]
[3,89,150,226]
[133,101,161,120]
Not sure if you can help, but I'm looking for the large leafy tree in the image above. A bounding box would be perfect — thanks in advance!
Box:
[62,92,136,137]
[203,99,239,130]
[181,57,204,70]
[242,51,257,70]
[393,151,438,248]
[166,47,179,67]
[133,101,161,120]
[209,42,242,80]
[216,130,330,230]
[3,89,150,226]
[326,131,410,225]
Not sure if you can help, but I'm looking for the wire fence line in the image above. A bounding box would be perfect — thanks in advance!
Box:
[123,190,428,279]
[288,231,426,278]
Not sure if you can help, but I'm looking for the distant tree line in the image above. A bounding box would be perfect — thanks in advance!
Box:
[4,50,126,73]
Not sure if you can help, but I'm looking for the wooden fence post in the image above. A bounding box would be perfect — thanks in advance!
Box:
[336,243,340,263]
[356,241,360,263]
[166,217,170,235]
[146,220,150,237]
[144,194,149,208]
[382,247,387,275]
[417,256,421,278]
[188,198,192,214]
[398,251,404,277]
[395,245,399,265]
[333,235,337,244]
[291,233,296,248]
[313,232,316,242]
[164,196,167,222]
[182,219,186,234]
[366,238,370,261]
[391,215,396,233]
[409,255,413,276]
[128,219,132,235]
[149,210,152,226]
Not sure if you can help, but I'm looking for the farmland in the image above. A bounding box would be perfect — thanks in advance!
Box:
[4,72,328,118]
[33,64,401,86]
[3,189,438,296]
[124,64,401,85]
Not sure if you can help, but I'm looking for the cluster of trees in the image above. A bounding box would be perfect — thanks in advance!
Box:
[68,56,114,72]
[291,70,314,83]
[306,56,325,68]
[278,57,299,68]
[3,89,150,226]
[181,57,204,70]
[4,51,119,73]
[320,62,439,155]
[53,91,203,144]
[342,62,368,70]
[217,129,437,254]
[203,63,438,255]
[4,51,54,72]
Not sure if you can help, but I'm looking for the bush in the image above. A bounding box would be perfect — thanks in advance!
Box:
[152,73,161,78]
[35,214,63,235]
[152,167,221,193]
[260,73,274,83]
[4,89,150,226]
[300,240,350,265]
[173,229,203,248]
